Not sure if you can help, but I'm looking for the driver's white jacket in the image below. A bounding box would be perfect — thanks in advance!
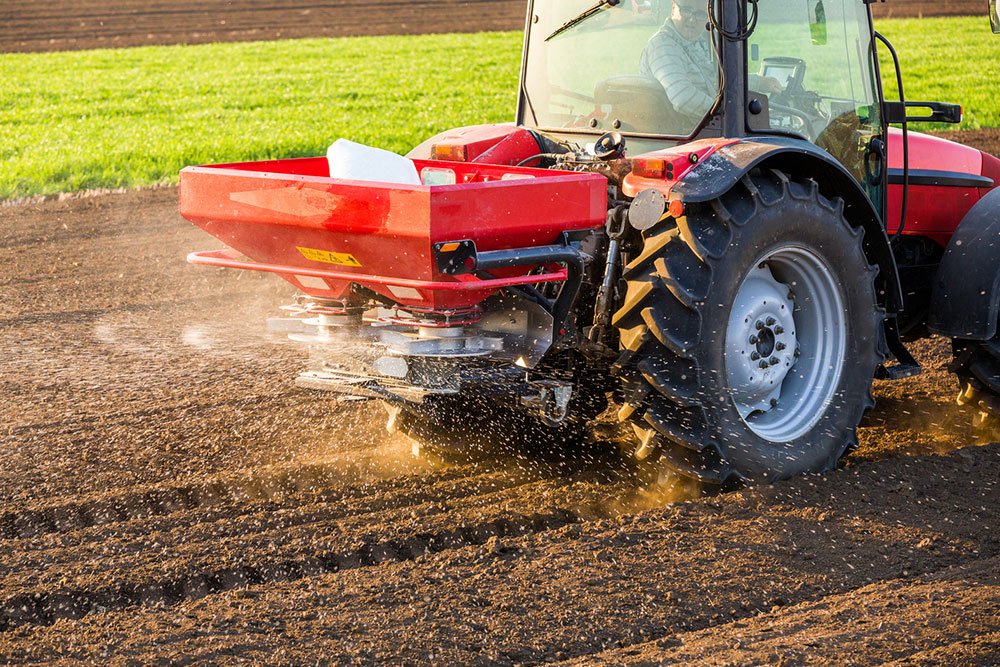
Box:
[639,19,719,122]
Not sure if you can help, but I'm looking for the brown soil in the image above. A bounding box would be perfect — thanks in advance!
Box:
[932,128,1000,157]
[2,0,998,661]
[870,0,986,19]
[0,0,528,54]
[0,0,986,54]
[2,134,1000,663]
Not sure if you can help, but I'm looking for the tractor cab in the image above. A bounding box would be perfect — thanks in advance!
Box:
[520,0,885,203]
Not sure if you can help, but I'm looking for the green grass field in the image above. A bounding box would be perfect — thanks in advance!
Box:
[877,16,1000,129]
[0,16,997,201]
[0,33,521,200]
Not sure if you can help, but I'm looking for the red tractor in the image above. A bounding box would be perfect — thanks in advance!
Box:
[180,0,1000,489]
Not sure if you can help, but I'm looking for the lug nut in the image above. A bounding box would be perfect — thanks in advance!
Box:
[755,320,765,330]
[749,335,758,344]
[766,317,776,326]
[774,326,784,335]
[769,357,780,366]
[776,342,786,351]
[759,360,769,369]
[751,352,760,361]
[794,348,801,358]
[770,398,779,408]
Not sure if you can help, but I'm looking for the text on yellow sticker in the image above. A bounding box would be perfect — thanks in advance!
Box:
[297,247,362,267]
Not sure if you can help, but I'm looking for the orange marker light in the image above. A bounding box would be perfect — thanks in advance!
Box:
[431,143,468,162]
[632,157,667,179]
[439,242,461,252]
[668,199,685,218]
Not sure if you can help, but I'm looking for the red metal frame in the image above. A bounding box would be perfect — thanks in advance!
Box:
[188,248,569,291]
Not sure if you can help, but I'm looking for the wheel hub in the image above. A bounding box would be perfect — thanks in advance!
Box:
[754,326,775,357]
[725,264,798,417]
[724,246,846,443]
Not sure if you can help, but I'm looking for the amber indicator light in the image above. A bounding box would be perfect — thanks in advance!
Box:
[431,144,468,162]
[632,157,667,179]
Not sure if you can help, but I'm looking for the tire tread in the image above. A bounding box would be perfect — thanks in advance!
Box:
[615,168,881,488]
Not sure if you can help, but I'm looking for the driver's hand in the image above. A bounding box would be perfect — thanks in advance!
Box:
[760,76,783,95]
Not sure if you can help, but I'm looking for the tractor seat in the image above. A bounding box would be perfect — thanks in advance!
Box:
[594,75,680,134]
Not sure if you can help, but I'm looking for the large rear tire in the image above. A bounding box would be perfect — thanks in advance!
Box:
[613,168,883,488]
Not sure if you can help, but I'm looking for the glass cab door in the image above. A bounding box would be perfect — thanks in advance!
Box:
[747,0,884,211]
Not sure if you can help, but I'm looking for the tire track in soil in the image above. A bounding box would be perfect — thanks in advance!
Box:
[0,449,616,545]
[0,449,633,602]
[0,507,580,633]
[0,456,481,541]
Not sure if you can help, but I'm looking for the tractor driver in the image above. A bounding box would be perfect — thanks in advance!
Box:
[639,0,718,126]
[640,1,782,127]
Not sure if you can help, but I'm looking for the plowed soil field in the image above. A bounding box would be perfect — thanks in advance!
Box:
[0,0,985,53]
[2,2,1000,662]
[2,160,1000,663]
[0,0,527,53]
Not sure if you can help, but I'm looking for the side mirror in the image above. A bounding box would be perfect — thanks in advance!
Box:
[810,0,827,45]
[991,0,999,34]
[884,100,963,124]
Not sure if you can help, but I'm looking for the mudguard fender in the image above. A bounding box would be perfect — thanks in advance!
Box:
[667,137,903,312]
[927,187,1000,340]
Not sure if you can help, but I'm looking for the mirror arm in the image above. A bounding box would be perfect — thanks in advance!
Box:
[883,101,963,124]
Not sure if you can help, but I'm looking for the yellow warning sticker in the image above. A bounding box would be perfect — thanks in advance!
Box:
[297,247,362,267]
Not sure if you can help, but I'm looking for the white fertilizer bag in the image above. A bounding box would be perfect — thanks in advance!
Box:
[326,138,421,185]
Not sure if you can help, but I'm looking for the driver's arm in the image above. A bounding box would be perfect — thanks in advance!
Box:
[640,39,717,118]
[748,74,783,96]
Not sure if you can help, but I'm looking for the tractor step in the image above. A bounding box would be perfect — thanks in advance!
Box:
[876,315,922,380]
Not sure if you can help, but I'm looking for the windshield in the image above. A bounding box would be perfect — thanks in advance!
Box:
[522,0,720,137]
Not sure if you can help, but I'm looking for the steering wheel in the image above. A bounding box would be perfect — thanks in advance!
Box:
[768,101,816,140]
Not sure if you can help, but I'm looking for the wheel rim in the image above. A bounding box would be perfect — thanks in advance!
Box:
[724,245,846,442]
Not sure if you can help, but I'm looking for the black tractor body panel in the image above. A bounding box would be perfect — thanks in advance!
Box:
[927,187,1000,340]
